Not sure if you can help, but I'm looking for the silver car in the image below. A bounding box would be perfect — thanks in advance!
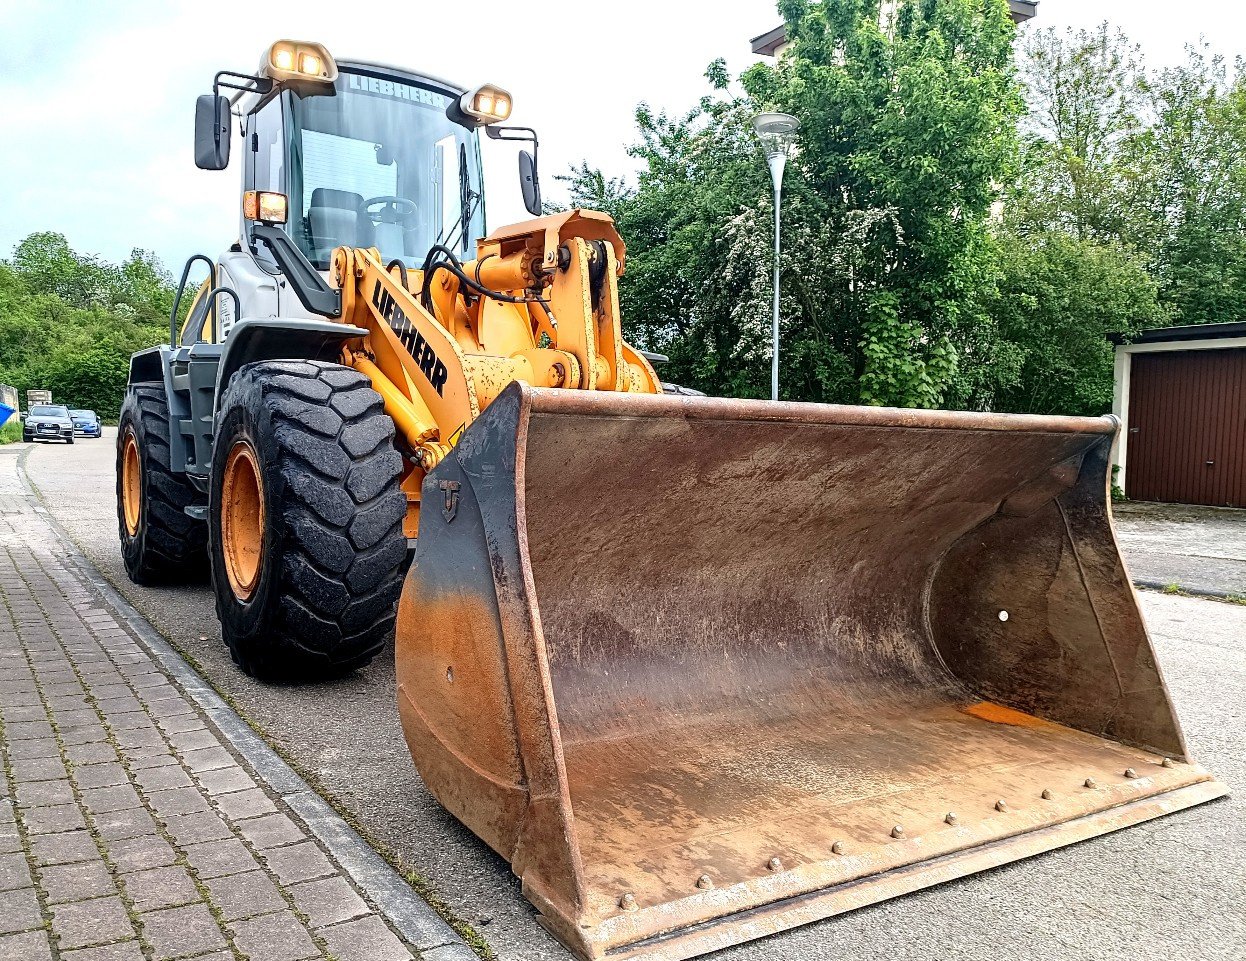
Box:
[23,404,75,444]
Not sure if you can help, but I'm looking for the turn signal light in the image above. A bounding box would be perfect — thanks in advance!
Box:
[243,190,288,224]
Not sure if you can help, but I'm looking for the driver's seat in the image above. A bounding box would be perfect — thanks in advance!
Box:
[307,188,374,258]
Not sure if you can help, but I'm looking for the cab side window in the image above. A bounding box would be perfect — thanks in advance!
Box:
[245,95,286,267]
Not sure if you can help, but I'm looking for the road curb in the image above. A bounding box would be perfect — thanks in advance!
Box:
[1133,578,1244,604]
[15,447,480,961]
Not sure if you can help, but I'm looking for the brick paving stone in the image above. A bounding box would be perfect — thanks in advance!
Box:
[140,902,227,961]
[230,909,319,961]
[0,704,47,723]
[4,720,54,740]
[179,746,234,774]
[72,763,128,790]
[6,737,58,760]
[119,865,198,911]
[63,743,114,766]
[50,895,134,950]
[145,787,209,819]
[202,869,285,922]
[0,886,42,934]
[93,807,158,843]
[79,784,142,816]
[153,714,202,736]
[261,841,335,884]
[15,778,74,808]
[23,801,87,835]
[62,942,144,960]
[107,835,176,873]
[183,837,258,880]
[40,859,115,904]
[317,914,412,961]
[112,726,162,750]
[123,750,175,771]
[212,787,278,822]
[126,674,167,689]
[160,810,232,846]
[31,829,99,866]
[238,812,305,850]
[167,729,218,754]
[60,725,109,747]
[196,766,254,797]
[0,930,54,961]
[0,853,31,892]
[11,755,67,782]
[57,708,102,729]
[132,765,192,794]
[289,876,370,928]
[103,712,151,733]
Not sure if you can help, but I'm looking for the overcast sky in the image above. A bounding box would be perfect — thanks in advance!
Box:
[0,0,1239,271]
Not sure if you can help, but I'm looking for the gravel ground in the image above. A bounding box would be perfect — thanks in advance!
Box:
[19,428,1245,961]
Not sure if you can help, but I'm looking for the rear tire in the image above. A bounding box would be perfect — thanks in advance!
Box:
[209,361,407,681]
[116,385,209,583]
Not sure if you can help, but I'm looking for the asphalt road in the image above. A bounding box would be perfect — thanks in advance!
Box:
[19,428,1246,961]
[1113,500,1246,598]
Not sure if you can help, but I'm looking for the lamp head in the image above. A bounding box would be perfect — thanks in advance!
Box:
[752,112,800,158]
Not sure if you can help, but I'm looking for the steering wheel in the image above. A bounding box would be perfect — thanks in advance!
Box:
[364,196,417,225]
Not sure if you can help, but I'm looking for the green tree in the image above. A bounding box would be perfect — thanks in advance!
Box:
[1140,46,1246,325]
[567,0,1024,408]
[1012,24,1151,243]
[0,235,173,420]
[983,230,1163,415]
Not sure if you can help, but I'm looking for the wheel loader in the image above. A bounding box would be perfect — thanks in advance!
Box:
[117,39,1226,961]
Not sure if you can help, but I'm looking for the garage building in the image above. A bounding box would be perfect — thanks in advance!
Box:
[1111,322,1246,508]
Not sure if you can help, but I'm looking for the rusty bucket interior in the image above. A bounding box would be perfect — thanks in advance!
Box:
[395,385,1226,961]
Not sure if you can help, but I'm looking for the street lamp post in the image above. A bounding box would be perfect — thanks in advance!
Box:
[752,112,800,402]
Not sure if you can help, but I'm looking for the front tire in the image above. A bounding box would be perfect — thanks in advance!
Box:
[116,385,209,583]
[209,361,407,681]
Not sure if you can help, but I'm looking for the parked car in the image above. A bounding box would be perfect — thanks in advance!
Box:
[22,405,75,444]
[69,409,102,437]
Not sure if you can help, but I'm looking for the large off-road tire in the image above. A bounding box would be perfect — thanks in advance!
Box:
[116,385,209,583]
[208,361,407,680]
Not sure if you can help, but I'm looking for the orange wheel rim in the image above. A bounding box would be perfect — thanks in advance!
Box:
[121,431,142,537]
[221,441,265,601]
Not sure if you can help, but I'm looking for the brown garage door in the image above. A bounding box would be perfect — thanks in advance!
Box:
[1126,348,1246,507]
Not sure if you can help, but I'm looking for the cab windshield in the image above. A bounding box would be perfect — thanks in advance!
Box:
[286,70,486,269]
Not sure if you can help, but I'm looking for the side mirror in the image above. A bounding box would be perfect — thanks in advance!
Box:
[519,150,541,216]
[194,94,231,170]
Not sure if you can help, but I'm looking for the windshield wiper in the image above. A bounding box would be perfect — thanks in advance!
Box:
[434,142,479,254]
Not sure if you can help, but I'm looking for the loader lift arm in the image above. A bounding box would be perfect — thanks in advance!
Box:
[315,209,661,537]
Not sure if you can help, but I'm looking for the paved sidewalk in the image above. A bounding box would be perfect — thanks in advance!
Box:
[0,483,468,959]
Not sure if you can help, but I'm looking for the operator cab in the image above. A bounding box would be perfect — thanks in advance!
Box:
[249,64,488,268]
[193,40,539,286]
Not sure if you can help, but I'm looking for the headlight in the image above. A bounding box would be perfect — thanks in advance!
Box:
[460,84,513,125]
[262,41,337,85]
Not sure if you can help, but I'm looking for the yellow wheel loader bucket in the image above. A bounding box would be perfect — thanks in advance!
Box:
[395,384,1226,961]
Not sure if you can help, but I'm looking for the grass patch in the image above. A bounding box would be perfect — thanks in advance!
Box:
[1162,583,1185,595]
[0,421,23,444]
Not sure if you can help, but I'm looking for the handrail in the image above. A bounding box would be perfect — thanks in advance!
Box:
[187,286,242,346]
[170,255,217,347]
